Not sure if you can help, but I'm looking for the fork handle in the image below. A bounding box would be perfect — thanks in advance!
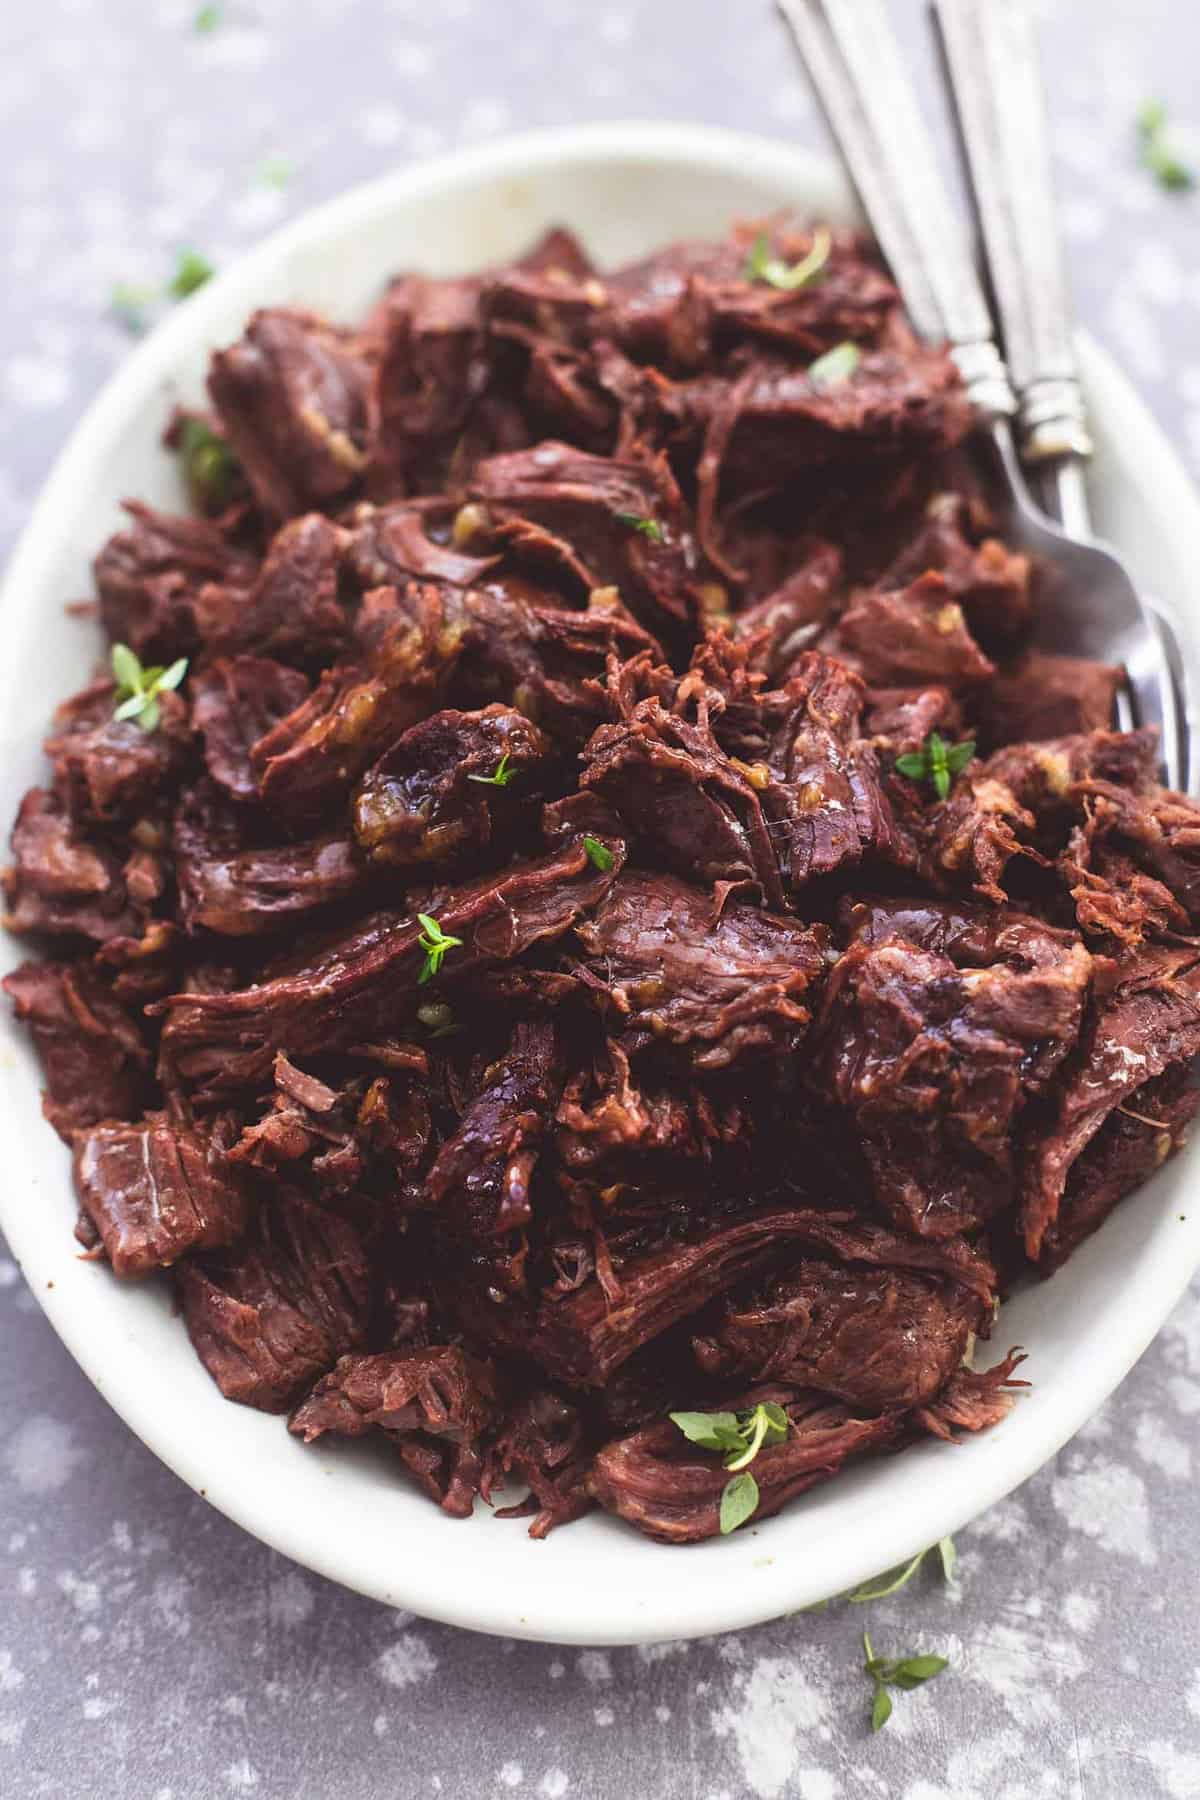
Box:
[776,0,1015,421]
[932,0,1093,467]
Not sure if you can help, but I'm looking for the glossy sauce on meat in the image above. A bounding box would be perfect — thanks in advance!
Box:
[6,219,1196,1544]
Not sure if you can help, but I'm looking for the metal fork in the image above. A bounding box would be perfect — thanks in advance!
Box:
[776,0,1188,790]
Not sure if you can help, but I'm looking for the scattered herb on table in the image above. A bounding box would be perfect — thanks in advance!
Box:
[259,153,294,189]
[194,4,222,30]
[745,224,832,291]
[670,1402,790,1535]
[808,340,861,391]
[168,248,216,299]
[846,1535,958,1603]
[895,731,975,801]
[416,914,463,985]
[616,512,667,543]
[862,1630,949,1731]
[467,751,517,788]
[582,836,615,872]
[110,644,188,734]
[1137,99,1195,192]
[110,283,156,335]
[111,249,217,335]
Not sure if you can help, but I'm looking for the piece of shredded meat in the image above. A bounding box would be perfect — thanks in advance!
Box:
[5,215,1191,1546]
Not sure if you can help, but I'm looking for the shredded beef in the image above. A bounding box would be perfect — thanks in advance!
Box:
[208,309,370,520]
[3,960,148,1140]
[74,1113,248,1278]
[571,873,827,1070]
[289,1346,498,1517]
[177,1188,371,1411]
[8,215,1196,1547]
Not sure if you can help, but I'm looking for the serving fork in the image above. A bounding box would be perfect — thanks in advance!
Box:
[777,0,1193,792]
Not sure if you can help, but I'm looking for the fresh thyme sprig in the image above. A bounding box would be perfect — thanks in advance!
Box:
[616,512,666,543]
[895,731,975,801]
[862,1630,948,1731]
[669,1402,790,1534]
[467,751,517,788]
[745,225,832,291]
[1137,99,1195,192]
[416,913,463,985]
[582,836,615,872]
[846,1536,958,1603]
[807,341,861,391]
[110,644,188,733]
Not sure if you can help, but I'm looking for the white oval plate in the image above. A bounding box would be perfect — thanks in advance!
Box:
[2,123,1199,1647]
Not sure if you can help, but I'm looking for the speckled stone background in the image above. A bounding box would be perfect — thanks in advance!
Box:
[3,1,1200,1795]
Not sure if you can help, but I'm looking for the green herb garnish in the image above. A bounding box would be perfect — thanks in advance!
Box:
[895,731,975,802]
[467,751,517,788]
[582,835,615,872]
[259,153,294,189]
[179,418,238,510]
[616,512,666,544]
[862,1631,948,1732]
[745,224,832,291]
[807,341,861,391]
[110,283,156,335]
[168,248,215,299]
[846,1536,957,1603]
[194,3,222,29]
[416,913,463,985]
[110,644,188,733]
[1137,99,1195,191]
[670,1402,790,1535]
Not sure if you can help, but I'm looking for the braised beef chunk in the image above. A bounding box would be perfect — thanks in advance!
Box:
[882,492,1033,652]
[817,915,1092,1237]
[73,1113,247,1278]
[4,789,142,943]
[681,343,972,496]
[367,275,489,500]
[353,705,551,868]
[1022,945,1200,1260]
[572,873,828,1070]
[289,1346,498,1516]
[178,1189,371,1411]
[580,693,785,904]
[190,656,310,803]
[253,581,469,827]
[456,587,661,746]
[427,1020,565,1241]
[732,651,907,893]
[161,838,619,1091]
[174,784,367,937]
[524,1209,995,1388]
[977,651,1122,749]
[93,501,257,657]
[10,216,1198,1549]
[1039,1064,1199,1271]
[481,1385,594,1536]
[44,679,187,825]
[3,960,148,1140]
[196,513,350,665]
[732,537,843,674]
[208,309,370,519]
[469,441,700,639]
[588,1388,901,1543]
[825,571,995,690]
[693,1258,982,1411]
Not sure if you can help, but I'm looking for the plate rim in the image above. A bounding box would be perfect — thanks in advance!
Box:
[3,118,1200,1646]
